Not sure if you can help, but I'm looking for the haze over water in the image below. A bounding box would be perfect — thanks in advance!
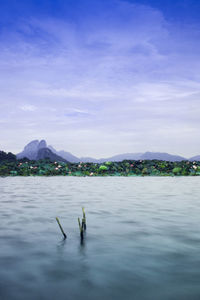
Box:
[0,177,200,300]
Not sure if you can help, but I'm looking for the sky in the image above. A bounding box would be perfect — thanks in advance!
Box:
[0,0,200,158]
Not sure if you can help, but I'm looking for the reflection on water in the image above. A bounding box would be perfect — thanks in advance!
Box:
[0,177,200,300]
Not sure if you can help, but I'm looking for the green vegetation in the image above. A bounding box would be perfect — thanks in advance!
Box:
[0,151,16,162]
[0,158,200,176]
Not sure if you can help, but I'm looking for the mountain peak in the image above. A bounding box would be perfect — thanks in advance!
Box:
[24,140,39,151]
[38,140,47,149]
[17,139,47,160]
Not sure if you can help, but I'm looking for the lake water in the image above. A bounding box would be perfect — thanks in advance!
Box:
[0,177,200,300]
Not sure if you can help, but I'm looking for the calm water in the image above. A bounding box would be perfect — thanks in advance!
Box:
[0,177,200,300]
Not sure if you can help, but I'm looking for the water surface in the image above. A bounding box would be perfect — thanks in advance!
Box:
[0,177,200,300]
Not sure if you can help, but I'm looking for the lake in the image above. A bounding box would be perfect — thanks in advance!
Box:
[0,177,200,300]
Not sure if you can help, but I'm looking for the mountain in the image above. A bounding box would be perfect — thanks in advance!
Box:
[17,139,190,163]
[189,155,200,161]
[80,152,185,163]
[17,140,40,160]
[80,153,142,163]
[104,152,142,162]
[38,140,47,149]
[17,140,68,162]
[80,157,100,163]
[36,148,67,162]
[140,152,186,162]
[48,146,80,163]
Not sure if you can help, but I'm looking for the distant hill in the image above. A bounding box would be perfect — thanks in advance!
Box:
[17,140,47,160]
[36,148,67,162]
[16,139,196,162]
[48,145,80,163]
[0,151,16,162]
[80,152,185,163]
[80,153,142,163]
[107,152,142,162]
[140,152,186,162]
[189,155,200,161]
[80,157,100,163]
[17,140,68,162]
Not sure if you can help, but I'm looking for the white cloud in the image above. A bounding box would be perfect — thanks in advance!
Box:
[0,0,200,157]
[20,105,37,111]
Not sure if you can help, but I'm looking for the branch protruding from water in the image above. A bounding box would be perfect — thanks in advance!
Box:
[82,207,86,230]
[78,217,84,240]
[56,217,67,239]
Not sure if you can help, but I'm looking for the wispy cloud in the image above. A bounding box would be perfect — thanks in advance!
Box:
[0,0,200,157]
[20,105,37,111]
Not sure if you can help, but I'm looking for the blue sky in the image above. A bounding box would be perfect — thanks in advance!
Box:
[0,0,200,157]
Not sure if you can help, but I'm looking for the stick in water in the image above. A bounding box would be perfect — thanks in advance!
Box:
[56,217,67,239]
[78,217,84,240]
[82,207,86,230]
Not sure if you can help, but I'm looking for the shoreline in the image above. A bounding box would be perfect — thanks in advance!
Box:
[1,174,200,177]
[0,159,200,177]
